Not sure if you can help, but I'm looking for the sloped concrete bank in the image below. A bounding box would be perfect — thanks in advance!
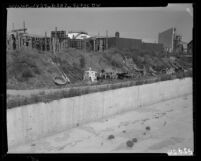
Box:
[7,78,192,148]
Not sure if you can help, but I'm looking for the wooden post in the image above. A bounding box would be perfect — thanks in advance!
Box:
[39,38,42,50]
[23,21,26,33]
[30,36,32,50]
[45,32,47,51]
[93,39,96,51]
[106,30,108,50]
[54,27,57,54]
[16,33,18,50]
[53,37,55,54]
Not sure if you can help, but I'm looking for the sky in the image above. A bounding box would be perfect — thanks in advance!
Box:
[7,4,193,43]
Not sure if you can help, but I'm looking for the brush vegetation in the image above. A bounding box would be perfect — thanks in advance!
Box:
[7,47,192,108]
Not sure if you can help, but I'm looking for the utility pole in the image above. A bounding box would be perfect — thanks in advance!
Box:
[53,27,57,54]
[94,38,96,52]
[56,27,58,53]
[106,30,108,50]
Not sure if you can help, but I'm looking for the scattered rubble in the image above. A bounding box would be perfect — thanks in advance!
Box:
[132,138,138,143]
[126,140,134,148]
[108,135,115,140]
[146,126,151,131]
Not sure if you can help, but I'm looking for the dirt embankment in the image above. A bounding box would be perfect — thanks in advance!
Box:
[7,48,192,90]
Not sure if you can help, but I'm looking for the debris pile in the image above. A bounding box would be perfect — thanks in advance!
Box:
[107,135,115,140]
[132,138,138,143]
[146,126,151,131]
[126,140,134,148]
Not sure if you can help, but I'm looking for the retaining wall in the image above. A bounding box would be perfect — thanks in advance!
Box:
[7,78,192,148]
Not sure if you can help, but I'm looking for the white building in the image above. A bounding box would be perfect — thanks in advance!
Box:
[67,31,91,40]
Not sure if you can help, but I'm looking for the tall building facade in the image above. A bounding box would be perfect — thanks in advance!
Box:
[158,27,176,52]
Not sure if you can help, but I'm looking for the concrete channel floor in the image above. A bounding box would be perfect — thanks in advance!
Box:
[8,94,193,154]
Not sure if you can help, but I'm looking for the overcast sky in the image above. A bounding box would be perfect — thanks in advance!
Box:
[7,4,193,43]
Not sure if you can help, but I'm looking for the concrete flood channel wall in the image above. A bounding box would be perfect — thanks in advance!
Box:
[7,78,192,148]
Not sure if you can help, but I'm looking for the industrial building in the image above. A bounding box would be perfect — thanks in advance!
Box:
[7,32,51,52]
[7,22,165,54]
[87,32,163,52]
[158,27,175,52]
[92,32,143,51]
[67,31,90,50]
[141,42,163,53]
[51,28,69,53]
[7,23,50,52]
[158,27,186,54]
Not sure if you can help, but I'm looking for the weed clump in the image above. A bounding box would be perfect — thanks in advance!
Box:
[126,140,134,148]
[108,135,115,140]
[146,126,151,131]
[132,138,138,143]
